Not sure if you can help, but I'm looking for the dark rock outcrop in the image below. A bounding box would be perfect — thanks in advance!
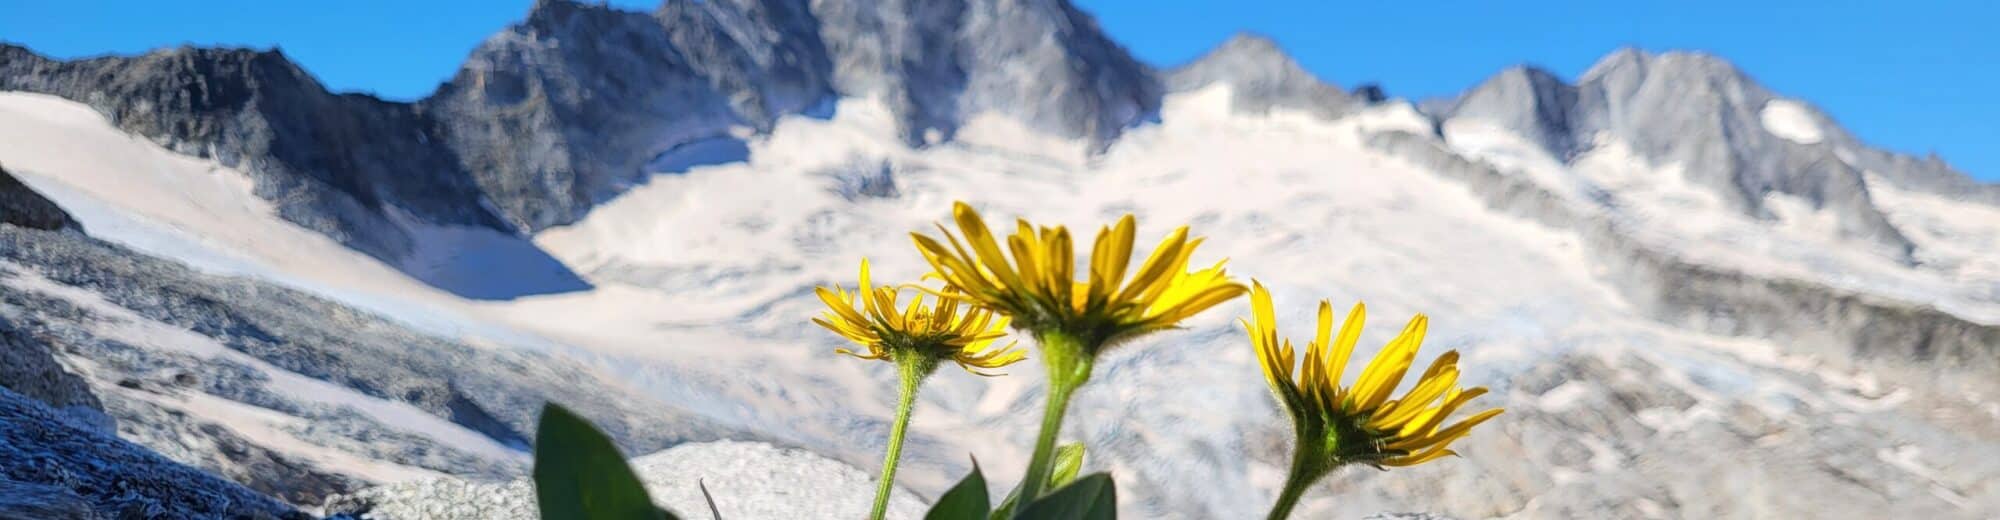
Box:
[0,385,308,519]
[421,0,775,231]
[0,312,106,429]
[0,164,81,232]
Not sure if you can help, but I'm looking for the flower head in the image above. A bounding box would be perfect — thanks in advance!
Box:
[814,259,1026,375]
[1245,282,1502,469]
[910,201,1247,347]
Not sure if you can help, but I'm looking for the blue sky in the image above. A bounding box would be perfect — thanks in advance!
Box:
[1,1,1993,180]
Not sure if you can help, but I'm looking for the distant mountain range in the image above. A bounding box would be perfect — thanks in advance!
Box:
[2,0,1996,518]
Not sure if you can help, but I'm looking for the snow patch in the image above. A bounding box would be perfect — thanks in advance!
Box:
[1760,100,1823,144]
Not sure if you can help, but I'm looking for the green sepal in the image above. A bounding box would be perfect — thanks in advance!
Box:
[1047,444,1086,489]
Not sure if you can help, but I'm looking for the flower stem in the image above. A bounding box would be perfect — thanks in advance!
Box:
[869,355,931,520]
[1014,330,1093,510]
[1265,447,1330,520]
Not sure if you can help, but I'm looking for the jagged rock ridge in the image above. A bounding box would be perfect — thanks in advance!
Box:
[0,0,1161,259]
[1435,49,1996,259]
[1164,32,1359,118]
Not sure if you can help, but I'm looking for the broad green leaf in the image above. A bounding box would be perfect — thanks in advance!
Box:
[988,485,1021,520]
[1048,444,1086,489]
[1017,473,1115,520]
[990,443,1085,519]
[532,403,677,520]
[924,459,990,520]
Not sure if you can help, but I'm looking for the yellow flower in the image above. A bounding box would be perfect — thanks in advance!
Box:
[1245,282,1502,469]
[814,259,1026,375]
[910,201,1247,348]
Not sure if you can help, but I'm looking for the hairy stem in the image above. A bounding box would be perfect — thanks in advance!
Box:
[1266,445,1331,520]
[1013,330,1093,510]
[869,355,931,520]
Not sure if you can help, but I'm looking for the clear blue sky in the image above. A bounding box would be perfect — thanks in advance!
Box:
[1,1,1993,180]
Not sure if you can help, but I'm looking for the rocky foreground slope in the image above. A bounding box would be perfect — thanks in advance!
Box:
[0,219,749,507]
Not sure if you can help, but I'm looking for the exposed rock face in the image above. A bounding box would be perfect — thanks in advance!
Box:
[0,0,1160,243]
[812,0,1161,147]
[421,0,802,232]
[1440,50,1918,258]
[1165,33,1357,118]
[0,311,108,430]
[324,441,928,520]
[0,385,308,519]
[0,45,499,261]
[0,164,81,232]
[1446,67,1579,158]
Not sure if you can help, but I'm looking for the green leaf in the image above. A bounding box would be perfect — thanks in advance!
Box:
[990,443,1086,519]
[1047,444,1086,489]
[532,403,676,520]
[1017,473,1115,520]
[988,485,1020,520]
[924,458,990,520]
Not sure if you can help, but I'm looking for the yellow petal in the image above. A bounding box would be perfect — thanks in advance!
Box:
[1398,387,1489,438]
[1369,366,1458,430]
[952,202,1026,293]
[1387,408,1501,452]
[1114,227,1189,304]
[812,287,856,321]
[1381,448,1457,467]
[1348,314,1427,412]
[1326,302,1365,390]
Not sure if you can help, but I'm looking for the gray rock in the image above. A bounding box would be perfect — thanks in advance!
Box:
[0,164,82,233]
[1366,129,2000,387]
[0,225,751,506]
[0,385,308,519]
[812,0,1161,148]
[1165,33,1358,119]
[0,45,501,262]
[421,0,777,232]
[1441,49,1925,259]
[0,0,1162,242]
[0,479,97,520]
[0,311,104,425]
[325,440,929,520]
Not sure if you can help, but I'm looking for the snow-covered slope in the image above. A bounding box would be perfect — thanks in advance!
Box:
[5,64,1996,519]
[0,96,744,506]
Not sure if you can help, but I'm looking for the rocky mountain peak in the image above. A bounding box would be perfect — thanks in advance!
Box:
[1446,65,1579,157]
[1166,31,1355,118]
[812,0,1161,145]
[1444,48,1918,258]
